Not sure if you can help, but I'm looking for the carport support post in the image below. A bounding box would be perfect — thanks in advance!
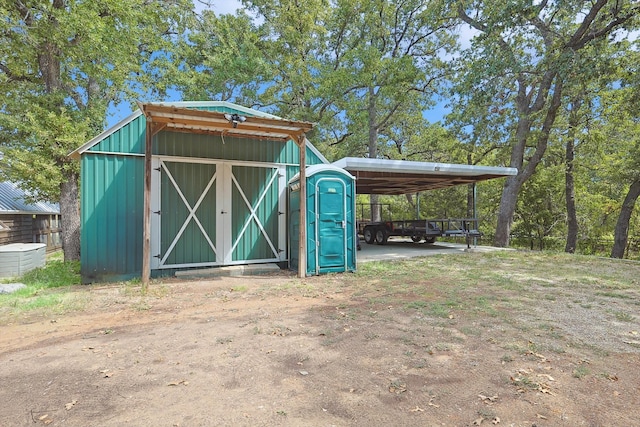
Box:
[298,135,307,278]
[142,118,153,289]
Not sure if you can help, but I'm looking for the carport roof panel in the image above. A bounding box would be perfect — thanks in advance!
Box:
[332,157,517,195]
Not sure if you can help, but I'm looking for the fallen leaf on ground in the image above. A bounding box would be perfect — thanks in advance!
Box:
[492,417,500,425]
[427,395,440,408]
[538,385,555,395]
[410,406,424,412]
[478,394,498,403]
[536,413,547,420]
[100,370,113,378]
[38,415,48,421]
[389,382,407,394]
[473,417,484,425]
[65,400,78,410]
[168,380,189,386]
[537,374,555,381]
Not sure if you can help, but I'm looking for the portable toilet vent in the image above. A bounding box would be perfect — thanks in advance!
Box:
[289,165,356,275]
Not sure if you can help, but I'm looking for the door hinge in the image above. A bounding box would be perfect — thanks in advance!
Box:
[153,254,161,259]
[279,211,285,215]
[154,166,162,172]
[153,210,161,215]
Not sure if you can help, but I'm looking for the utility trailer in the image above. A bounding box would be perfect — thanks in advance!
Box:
[359,218,482,247]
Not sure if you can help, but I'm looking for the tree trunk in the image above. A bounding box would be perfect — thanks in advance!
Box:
[611,178,640,259]
[564,138,578,253]
[564,99,581,253]
[494,175,522,247]
[367,86,381,222]
[60,173,81,261]
[494,76,563,247]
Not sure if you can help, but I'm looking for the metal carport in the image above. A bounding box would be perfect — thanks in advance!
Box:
[332,157,517,195]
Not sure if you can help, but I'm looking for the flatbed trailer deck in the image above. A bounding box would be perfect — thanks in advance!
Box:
[359,218,482,247]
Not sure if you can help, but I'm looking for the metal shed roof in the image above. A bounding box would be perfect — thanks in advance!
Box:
[0,181,59,214]
[332,157,517,195]
[69,101,328,163]
[138,102,315,141]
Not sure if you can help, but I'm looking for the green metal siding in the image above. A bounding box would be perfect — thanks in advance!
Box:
[80,102,328,282]
[80,153,143,282]
[91,114,146,155]
[156,131,325,166]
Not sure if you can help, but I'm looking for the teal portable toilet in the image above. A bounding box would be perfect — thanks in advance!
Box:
[289,165,356,275]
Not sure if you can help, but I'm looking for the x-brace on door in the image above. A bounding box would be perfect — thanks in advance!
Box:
[151,158,286,270]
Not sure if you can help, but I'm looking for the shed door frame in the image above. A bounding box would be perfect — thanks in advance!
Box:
[151,156,287,270]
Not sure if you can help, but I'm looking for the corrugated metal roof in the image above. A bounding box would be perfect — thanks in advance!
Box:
[332,157,518,195]
[0,181,60,214]
[69,101,328,163]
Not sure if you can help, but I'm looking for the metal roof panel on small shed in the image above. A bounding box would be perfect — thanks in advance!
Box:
[0,181,59,214]
[332,157,517,195]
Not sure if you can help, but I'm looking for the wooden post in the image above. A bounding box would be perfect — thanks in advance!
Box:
[298,134,307,278]
[141,118,152,289]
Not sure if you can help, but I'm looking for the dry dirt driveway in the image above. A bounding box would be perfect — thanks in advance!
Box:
[1,261,639,427]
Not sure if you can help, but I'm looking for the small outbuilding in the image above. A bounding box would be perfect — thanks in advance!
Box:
[0,181,61,252]
[70,101,326,283]
[289,165,356,275]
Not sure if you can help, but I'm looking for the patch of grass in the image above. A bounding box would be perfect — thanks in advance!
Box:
[6,259,80,289]
[0,257,81,314]
[19,293,64,311]
[596,291,631,299]
[405,300,428,310]
[460,326,482,337]
[500,354,513,363]
[573,365,589,379]
[429,302,454,318]
[613,311,634,322]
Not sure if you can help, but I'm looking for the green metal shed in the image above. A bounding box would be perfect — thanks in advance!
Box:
[70,101,327,283]
[289,165,356,275]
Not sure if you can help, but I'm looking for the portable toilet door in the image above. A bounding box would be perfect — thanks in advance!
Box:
[288,165,356,275]
[315,175,349,273]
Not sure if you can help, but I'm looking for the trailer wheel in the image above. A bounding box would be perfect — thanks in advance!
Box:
[424,236,436,244]
[363,227,374,244]
[375,228,388,245]
[411,235,422,243]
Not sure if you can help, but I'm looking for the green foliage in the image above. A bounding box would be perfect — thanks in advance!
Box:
[18,260,81,290]
[0,0,193,194]
[0,254,81,314]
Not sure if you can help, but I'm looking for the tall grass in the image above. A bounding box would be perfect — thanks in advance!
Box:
[0,252,81,315]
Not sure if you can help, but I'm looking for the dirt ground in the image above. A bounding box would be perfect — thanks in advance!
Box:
[1,254,639,427]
